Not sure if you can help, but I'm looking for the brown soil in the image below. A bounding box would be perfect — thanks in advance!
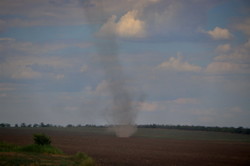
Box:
[1,128,250,166]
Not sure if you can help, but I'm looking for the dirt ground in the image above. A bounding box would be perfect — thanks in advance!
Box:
[1,128,250,166]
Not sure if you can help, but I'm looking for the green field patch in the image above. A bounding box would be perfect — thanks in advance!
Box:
[0,151,95,166]
[0,141,19,152]
[19,144,63,154]
[0,141,62,154]
[0,141,95,166]
[0,152,95,166]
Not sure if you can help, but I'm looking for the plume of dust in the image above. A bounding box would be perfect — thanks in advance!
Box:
[83,1,138,138]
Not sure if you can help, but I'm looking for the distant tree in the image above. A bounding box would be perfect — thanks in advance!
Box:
[67,124,73,128]
[0,123,10,127]
[21,123,26,127]
[236,127,243,134]
[46,123,53,127]
[40,122,46,127]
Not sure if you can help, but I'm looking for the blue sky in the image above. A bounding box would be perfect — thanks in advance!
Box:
[0,0,250,127]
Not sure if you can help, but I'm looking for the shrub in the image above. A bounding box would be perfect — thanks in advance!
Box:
[33,133,51,145]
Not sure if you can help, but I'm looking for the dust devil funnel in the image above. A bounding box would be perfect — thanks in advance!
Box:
[83,1,137,137]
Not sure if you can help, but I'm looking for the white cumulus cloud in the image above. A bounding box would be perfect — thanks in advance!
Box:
[86,80,110,96]
[98,10,146,38]
[137,101,158,112]
[172,98,199,105]
[207,39,250,74]
[216,44,231,53]
[205,27,232,40]
[156,53,202,72]
[0,56,72,79]
[235,18,250,36]
[206,61,250,74]
[55,74,64,80]
[80,65,88,72]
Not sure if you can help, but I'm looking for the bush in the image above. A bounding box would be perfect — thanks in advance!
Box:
[33,133,51,145]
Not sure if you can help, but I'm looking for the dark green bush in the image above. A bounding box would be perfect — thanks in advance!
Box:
[33,133,51,145]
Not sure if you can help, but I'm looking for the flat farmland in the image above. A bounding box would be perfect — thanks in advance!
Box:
[1,127,250,166]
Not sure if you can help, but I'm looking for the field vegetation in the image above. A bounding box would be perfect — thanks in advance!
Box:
[0,133,95,166]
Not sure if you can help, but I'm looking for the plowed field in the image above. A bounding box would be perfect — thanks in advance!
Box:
[1,127,250,166]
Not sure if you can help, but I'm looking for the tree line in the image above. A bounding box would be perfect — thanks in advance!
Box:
[138,124,250,135]
[1,122,250,135]
[0,122,98,128]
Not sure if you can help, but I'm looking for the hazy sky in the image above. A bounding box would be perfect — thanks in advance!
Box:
[0,0,250,127]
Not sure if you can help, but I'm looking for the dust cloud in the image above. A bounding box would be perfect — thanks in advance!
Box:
[83,0,139,137]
